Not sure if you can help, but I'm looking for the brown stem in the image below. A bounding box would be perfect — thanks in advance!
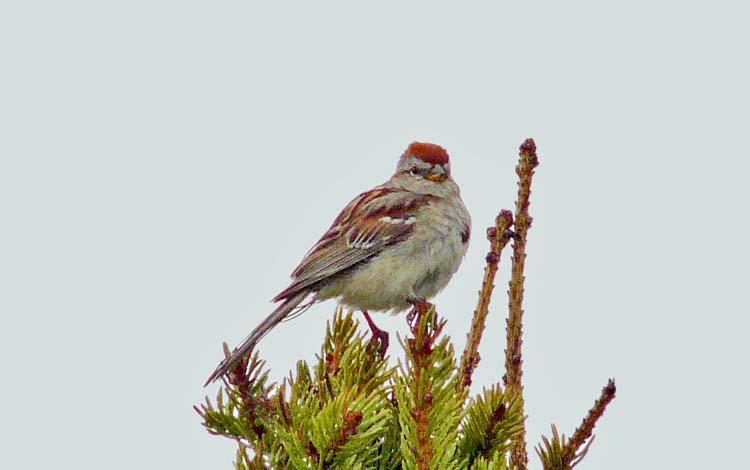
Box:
[506,138,539,470]
[562,379,617,467]
[459,210,514,389]
[329,410,363,454]
[406,304,443,470]
[221,343,273,441]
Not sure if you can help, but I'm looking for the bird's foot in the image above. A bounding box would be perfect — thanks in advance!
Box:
[362,311,389,358]
[406,298,433,327]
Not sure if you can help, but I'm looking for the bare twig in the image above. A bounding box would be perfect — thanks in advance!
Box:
[459,210,514,389]
[506,138,539,470]
[562,379,617,467]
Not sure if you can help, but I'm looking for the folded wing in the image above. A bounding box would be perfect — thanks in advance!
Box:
[274,188,436,301]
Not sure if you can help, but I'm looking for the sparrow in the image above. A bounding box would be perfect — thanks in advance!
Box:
[206,142,470,384]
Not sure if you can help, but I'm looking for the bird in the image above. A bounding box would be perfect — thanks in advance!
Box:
[205,141,471,385]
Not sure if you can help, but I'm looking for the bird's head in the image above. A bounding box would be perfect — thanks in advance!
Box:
[392,142,455,195]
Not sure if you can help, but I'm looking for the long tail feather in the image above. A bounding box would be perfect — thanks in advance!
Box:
[204,291,309,385]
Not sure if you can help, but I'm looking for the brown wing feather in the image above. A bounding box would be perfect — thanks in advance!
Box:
[273,188,435,301]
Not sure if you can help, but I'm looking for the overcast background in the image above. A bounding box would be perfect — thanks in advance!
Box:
[2,1,748,469]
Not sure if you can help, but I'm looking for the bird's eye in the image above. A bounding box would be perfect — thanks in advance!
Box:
[410,167,420,176]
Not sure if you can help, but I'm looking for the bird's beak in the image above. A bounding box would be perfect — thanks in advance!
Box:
[426,168,447,182]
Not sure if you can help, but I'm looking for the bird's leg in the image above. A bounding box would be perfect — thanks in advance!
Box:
[362,310,389,358]
[406,298,431,325]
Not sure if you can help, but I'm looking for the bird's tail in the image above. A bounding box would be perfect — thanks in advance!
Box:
[204,291,309,385]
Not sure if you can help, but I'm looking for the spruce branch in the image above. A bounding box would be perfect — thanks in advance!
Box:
[458,385,525,468]
[396,303,466,470]
[195,351,272,445]
[505,138,539,470]
[562,379,616,463]
[536,379,616,469]
[535,425,567,470]
[460,209,514,389]
[275,311,395,468]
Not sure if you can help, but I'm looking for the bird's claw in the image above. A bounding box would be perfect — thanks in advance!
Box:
[362,311,389,359]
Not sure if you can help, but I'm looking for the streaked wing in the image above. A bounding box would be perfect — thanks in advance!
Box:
[273,188,435,301]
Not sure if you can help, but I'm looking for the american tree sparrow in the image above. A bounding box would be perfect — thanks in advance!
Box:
[206,142,470,384]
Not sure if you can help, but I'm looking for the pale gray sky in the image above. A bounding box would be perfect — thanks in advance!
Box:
[1,2,748,469]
